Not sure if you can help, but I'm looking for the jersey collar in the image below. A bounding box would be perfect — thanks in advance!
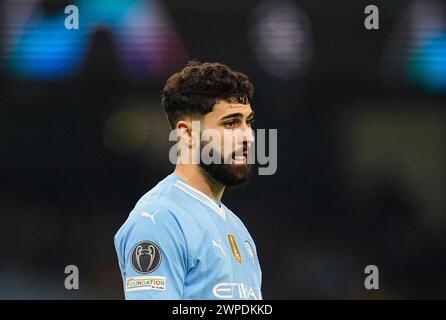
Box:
[173,178,226,220]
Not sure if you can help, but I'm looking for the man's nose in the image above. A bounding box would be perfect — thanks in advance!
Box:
[239,126,255,144]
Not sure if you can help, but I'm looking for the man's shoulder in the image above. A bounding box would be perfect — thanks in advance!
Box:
[117,195,182,233]
[114,175,216,247]
[114,184,204,243]
[130,174,192,217]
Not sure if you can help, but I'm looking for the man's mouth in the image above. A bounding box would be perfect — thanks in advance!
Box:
[231,150,248,164]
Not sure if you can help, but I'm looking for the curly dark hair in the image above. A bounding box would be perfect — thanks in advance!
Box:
[161,60,254,128]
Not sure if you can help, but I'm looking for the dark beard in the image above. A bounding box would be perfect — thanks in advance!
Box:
[199,142,252,187]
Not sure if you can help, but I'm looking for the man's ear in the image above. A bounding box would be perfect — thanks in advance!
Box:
[175,118,202,164]
[176,120,193,147]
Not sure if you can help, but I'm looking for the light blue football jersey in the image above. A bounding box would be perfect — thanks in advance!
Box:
[114,173,262,300]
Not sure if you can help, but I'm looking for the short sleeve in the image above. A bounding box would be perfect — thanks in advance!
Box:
[114,208,188,299]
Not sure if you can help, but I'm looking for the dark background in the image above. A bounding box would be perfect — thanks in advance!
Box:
[1,0,446,299]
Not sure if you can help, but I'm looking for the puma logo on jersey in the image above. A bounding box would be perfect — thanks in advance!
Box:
[141,210,160,224]
[212,239,226,256]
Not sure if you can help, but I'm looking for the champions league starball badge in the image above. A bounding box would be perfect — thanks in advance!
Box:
[131,241,162,274]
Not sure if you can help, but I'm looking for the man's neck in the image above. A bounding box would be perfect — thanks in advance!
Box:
[174,164,225,201]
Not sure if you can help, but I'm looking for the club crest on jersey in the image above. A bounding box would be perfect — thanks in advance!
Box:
[227,233,242,264]
[244,241,255,264]
[130,241,162,274]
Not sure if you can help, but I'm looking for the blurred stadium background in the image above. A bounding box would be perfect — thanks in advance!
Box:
[1,0,446,299]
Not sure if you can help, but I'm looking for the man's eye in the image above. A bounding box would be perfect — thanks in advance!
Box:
[224,120,237,128]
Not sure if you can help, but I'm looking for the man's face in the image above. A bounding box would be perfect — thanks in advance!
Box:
[198,99,255,187]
